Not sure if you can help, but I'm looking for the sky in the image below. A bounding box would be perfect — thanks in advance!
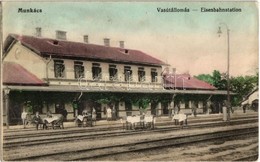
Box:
[3,1,258,77]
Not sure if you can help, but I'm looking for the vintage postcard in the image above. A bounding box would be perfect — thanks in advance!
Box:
[1,1,258,161]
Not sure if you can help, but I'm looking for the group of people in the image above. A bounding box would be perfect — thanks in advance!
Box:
[106,107,116,121]
[82,107,96,120]
[21,110,44,130]
[21,108,67,130]
[171,104,187,128]
[79,107,97,127]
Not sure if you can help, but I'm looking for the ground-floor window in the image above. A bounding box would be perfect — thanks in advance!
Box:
[151,102,157,115]
[55,102,65,114]
[125,101,132,116]
[162,102,169,115]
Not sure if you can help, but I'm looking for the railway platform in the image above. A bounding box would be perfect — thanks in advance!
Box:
[2,109,258,161]
[3,109,258,131]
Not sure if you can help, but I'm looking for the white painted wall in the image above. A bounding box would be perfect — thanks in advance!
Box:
[248,90,258,104]
[4,42,46,79]
[46,58,163,89]
[198,101,203,108]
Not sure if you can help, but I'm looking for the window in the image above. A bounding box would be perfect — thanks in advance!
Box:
[92,63,102,80]
[109,65,118,81]
[55,102,65,114]
[32,104,43,114]
[54,60,65,78]
[124,66,132,82]
[74,61,85,79]
[151,68,158,82]
[138,67,145,82]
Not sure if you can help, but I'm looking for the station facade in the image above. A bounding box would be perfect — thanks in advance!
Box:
[2,31,229,124]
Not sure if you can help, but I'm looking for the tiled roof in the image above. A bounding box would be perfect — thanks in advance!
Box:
[3,62,46,86]
[5,34,166,66]
[164,73,217,90]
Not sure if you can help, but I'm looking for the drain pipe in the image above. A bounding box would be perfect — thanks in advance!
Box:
[45,55,52,84]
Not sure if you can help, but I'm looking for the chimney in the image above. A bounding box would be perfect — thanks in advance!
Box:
[83,35,88,43]
[104,38,110,47]
[119,41,124,48]
[172,68,176,74]
[56,30,67,40]
[35,27,41,37]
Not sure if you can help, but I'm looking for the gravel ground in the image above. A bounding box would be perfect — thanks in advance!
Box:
[3,122,258,161]
[98,136,258,161]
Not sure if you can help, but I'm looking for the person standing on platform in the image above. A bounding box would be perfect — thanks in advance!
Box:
[61,108,68,121]
[21,109,28,129]
[174,104,179,116]
[106,107,112,121]
[112,107,116,120]
[92,107,96,125]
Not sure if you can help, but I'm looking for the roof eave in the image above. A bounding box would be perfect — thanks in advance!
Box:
[42,53,165,67]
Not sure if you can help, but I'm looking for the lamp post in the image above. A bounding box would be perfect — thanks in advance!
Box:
[218,23,231,121]
[4,87,11,129]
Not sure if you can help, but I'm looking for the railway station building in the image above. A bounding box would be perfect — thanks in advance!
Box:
[2,30,230,125]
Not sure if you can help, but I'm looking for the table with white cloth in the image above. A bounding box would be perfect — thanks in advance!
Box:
[43,116,61,129]
[43,116,59,124]
[172,113,188,125]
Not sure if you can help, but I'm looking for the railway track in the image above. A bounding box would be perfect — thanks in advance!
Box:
[4,115,257,140]
[3,117,258,149]
[5,125,258,161]
[233,154,259,161]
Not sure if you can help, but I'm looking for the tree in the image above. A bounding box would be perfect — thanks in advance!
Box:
[195,74,214,85]
[230,75,258,106]
[131,97,150,114]
[195,70,226,90]
[212,70,227,90]
[195,70,258,106]
[95,93,122,108]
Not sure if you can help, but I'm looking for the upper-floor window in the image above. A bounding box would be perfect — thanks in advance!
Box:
[54,60,65,78]
[109,65,118,81]
[151,68,158,82]
[124,66,132,82]
[138,67,145,82]
[92,63,102,80]
[74,61,85,79]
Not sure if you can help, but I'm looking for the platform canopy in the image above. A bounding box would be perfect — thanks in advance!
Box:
[3,85,235,95]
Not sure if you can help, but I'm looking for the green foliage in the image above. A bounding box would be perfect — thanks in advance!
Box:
[230,75,258,106]
[212,70,227,90]
[195,74,214,85]
[131,97,150,110]
[96,98,110,104]
[195,70,258,106]
[195,70,227,90]
[94,93,122,106]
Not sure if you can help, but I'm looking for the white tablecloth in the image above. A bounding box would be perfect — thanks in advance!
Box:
[172,114,187,122]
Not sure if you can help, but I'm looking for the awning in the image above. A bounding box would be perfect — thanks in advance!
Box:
[3,85,235,95]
